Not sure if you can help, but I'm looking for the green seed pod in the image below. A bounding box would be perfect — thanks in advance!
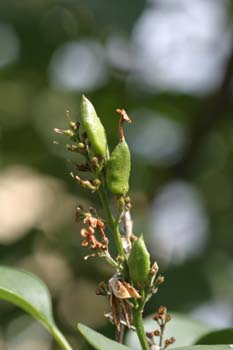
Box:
[128,235,150,287]
[80,95,108,157]
[106,140,130,195]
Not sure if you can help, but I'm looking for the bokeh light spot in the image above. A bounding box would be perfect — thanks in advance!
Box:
[126,109,186,166]
[131,0,231,93]
[49,39,108,92]
[191,300,233,328]
[150,181,208,264]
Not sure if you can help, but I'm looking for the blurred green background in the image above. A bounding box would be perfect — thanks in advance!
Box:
[0,0,233,349]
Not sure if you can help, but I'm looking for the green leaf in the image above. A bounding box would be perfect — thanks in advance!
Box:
[126,313,214,349]
[0,265,72,350]
[173,346,231,350]
[195,329,233,345]
[78,323,133,350]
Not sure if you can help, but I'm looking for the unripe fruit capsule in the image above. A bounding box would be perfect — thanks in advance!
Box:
[128,235,150,287]
[106,140,130,195]
[80,95,108,157]
[106,108,131,195]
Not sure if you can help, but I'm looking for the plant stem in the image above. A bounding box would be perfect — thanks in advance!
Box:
[133,308,149,350]
[52,326,73,350]
[159,324,165,348]
[98,185,125,257]
[115,323,125,344]
[103,253,119,268]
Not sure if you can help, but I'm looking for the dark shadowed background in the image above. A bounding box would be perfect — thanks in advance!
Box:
[0,0,233,349]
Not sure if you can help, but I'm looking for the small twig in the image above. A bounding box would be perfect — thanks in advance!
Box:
[116,109,131,142]
[159,324,165,348]
[123,210,133,240]
[115,323,125,344]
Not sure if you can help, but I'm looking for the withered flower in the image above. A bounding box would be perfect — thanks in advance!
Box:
[107,274,141,331]
[109,276,141,299]
[78,209,108,252]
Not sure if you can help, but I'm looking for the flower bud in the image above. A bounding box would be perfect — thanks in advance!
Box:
[156,275,165,285]
[150,261,159,276]
[158,305,167,315]
[90,157,99,170]
[66,144,79,152]
[77,142,85,150]
[54,128,76,140]
[92,178,101,189]
[128,235,150,287]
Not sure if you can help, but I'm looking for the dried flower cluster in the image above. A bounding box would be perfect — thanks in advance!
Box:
[146,306,176,349]
[77,206,108,251]
[54,96,175,350]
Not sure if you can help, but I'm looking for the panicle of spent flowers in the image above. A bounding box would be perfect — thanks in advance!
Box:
[146,306,175,349]
[76,206,108,252]
[54,96,174,350]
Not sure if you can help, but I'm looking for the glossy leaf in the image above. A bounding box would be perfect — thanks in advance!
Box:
[173,346,230,350]
[126,312,213,349]
[0,266,72,350]
[78,323,132,350]
[196,329,233,345]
